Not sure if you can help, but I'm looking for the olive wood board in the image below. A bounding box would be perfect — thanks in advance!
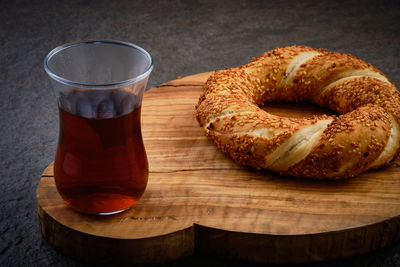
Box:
[37,72,400,265]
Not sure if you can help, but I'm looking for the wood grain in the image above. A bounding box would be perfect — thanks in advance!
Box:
[37,72,400,265]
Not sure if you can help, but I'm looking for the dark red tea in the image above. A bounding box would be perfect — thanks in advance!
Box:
[54,106,148,214]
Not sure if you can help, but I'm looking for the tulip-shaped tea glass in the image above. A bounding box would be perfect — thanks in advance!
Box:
[44,40,153,215]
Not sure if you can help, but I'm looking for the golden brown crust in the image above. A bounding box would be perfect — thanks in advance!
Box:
[196,45,399,179]
[313,76,400,121]
[284,105,391,179]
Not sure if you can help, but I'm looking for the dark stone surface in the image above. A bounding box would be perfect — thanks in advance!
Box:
[0,0,399,266]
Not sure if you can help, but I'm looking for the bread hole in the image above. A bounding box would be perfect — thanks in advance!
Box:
[261,101,338,119]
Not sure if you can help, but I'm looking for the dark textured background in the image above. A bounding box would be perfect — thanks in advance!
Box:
[1,0,399,266]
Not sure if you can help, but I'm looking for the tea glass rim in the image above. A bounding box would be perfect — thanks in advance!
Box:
[44,40,154,90]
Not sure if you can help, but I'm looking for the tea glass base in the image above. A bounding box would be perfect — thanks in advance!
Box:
[68,205,133,216]
[63,200,134,215]
[59,192,141,216]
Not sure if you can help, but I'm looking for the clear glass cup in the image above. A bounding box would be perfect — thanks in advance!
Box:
[44,40,153,215]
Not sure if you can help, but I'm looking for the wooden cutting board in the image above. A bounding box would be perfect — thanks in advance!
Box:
[37,72,400,265]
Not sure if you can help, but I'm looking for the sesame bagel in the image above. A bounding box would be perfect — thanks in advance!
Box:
[196,45,400,179]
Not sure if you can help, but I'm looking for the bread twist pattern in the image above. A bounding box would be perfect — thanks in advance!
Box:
[196,46,400,179]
